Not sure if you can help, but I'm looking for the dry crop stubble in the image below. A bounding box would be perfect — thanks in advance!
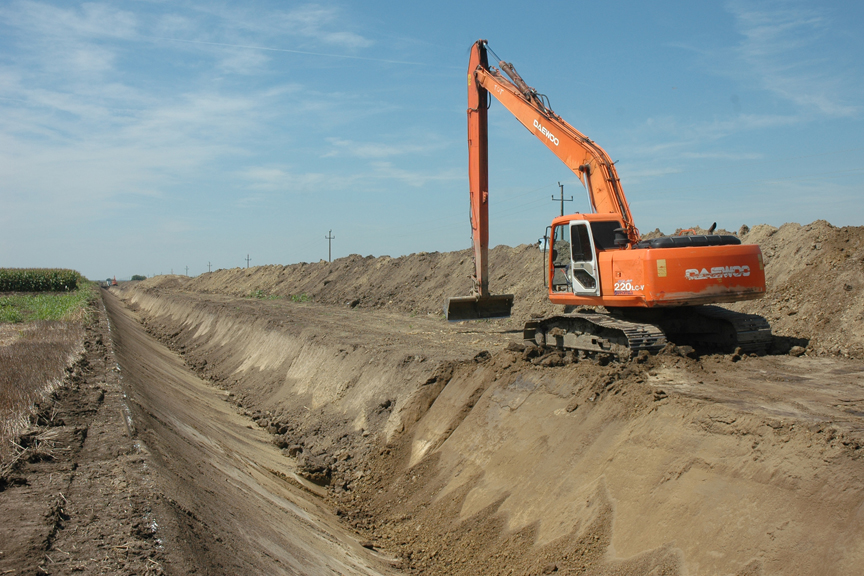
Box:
[0,322,86,467]
[0,280,95,468]
[0,281,95,466]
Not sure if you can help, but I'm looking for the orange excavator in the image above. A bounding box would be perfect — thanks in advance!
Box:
[446,40,771,355]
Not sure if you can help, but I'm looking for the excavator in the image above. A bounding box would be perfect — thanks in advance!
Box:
[446,40,771,356]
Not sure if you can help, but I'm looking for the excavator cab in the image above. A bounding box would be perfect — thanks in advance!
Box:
[549,216,623,298]
[567,221,601,296]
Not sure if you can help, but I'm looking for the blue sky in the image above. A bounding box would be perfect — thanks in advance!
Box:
[1,0,862,280]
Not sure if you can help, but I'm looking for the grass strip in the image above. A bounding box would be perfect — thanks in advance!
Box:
[0,284,96,324]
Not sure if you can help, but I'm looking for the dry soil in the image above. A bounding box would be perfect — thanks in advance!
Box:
[2,220,864,575]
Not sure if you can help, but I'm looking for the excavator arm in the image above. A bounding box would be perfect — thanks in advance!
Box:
[472,40,639,243]
[445,41,515,321]
[446,39,638,322]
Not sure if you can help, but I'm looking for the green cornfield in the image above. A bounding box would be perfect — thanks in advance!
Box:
[0,270,93,324]
[0,268,81,292]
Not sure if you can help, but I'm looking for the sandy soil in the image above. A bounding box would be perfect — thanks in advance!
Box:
[117,282,863,575]
[3,221,864,575]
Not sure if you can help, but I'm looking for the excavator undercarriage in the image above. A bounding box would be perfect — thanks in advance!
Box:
[524,306,772,358]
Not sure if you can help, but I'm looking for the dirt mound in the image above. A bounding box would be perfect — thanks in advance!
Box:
[140,220,864,359]
[640,223,741,239]
[161,245,555,329]
[731,221,864,358]
[136,274,192,291]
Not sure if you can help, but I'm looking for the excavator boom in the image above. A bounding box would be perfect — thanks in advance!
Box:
[473,42,639,243]
[447,40,639,322]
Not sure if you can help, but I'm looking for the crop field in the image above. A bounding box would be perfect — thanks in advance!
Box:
[0,268,81,293]
[0,288,94,324]
[0,282,92,468]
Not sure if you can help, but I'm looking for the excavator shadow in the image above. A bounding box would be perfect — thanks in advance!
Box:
[769,335,810,355]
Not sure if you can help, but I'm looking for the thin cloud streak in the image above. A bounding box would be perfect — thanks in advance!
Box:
[727,1,858,117]
[141,35,459,68]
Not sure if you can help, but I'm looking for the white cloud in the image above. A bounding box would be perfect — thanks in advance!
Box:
[680,151,763,160]
[238,166,330,192]
[368,161,462,187]
[726,0,858,117]
[1,1,138,40]
[265,5,373,49]
[0,1,139,82]
[217,48,271,74]
[154,13,196,37]
[237,160,462,193]
[324,137,446,159]
[187,3,373,51]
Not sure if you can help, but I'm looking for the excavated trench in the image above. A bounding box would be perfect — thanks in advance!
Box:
[110,285,864,576]
[103,290,398,575]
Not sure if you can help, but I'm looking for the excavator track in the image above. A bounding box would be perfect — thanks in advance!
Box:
[676,306,773,355]
[523,306,772,358]
[523,313,667,358]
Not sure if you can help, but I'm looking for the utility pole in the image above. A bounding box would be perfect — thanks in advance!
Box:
[325,230,335,263]
[245,254,251,268]
[552,182,574,217]
[208,262,211,273]
[185,266,189,276]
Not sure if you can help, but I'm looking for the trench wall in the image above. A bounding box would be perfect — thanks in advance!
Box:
[119,286,864,576]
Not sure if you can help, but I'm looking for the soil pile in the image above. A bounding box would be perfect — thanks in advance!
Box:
[139,220,864,358]
[731,221,864,358]
[137,244,555,329]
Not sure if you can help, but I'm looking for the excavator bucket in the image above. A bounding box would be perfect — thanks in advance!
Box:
[445,294,514,322]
